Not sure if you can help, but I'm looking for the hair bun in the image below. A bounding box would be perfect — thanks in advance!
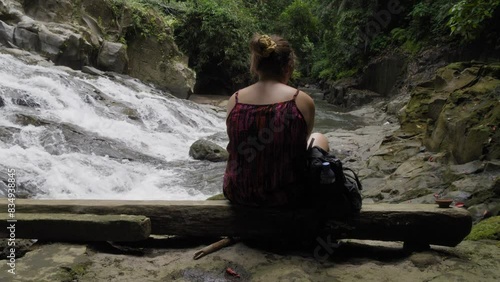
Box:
[258,35,277,57]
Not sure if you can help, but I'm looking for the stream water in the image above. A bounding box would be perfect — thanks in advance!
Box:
[0,54,365,200]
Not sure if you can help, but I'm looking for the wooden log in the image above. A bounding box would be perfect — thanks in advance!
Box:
[0,213,151,242]
[0,199,472,247]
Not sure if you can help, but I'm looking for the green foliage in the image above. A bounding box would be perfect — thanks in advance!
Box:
[242,0,294,32]
[277,0,320,76]
[402,39,422,55]
[408,2,433,39]
[314,8,367,80]
[278,0,319,42]
[448,0,500,41]
[336,68,358,79]
[369,35,391,53]
[174,0,257,90]
[390,28,409,44]
[108,0,177,42]
[466,216,500,241]
[127,0,500,90]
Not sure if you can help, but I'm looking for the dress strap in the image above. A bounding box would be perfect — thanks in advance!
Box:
[293,89,300,100]
[235,91,239,104]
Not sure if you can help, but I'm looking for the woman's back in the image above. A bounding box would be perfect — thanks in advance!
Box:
[223,87,309,206]
[222,34,326,207]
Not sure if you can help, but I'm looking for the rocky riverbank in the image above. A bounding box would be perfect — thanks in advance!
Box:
[1,231,499,281]
[1,1,499,280]
[0,90,499,281]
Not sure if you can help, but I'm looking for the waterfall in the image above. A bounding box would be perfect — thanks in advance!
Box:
[0,54,226,200]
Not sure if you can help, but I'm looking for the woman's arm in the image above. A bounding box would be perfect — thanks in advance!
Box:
[295,90,315,138]
[226,93,237,119]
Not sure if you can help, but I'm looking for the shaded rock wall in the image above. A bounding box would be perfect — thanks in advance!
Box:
[0,0,194,98]
[361,55,407,96]
[400,62,500,164]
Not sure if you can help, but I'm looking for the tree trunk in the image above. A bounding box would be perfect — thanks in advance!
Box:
[0,199,472,247]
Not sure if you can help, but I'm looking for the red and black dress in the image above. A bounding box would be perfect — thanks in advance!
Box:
[223,90,309,206]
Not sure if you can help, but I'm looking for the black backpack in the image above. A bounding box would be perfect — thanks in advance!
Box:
[306,141,363,216]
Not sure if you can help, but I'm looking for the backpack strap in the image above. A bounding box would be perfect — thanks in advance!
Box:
[234,91,239,104]
[293,89,300,100]
[307,138,315,151]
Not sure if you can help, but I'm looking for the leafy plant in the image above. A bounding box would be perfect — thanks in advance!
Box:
[174,0,257,92]
[448,0,500,40]
[277,0,320,77]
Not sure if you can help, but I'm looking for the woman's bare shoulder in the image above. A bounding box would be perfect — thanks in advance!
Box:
[296,89,314,107]
[226,91,239,116]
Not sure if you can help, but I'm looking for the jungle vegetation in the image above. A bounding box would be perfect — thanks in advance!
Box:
[123,0,500,93]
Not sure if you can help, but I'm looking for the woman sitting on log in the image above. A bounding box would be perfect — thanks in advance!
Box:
[223,34,329,207]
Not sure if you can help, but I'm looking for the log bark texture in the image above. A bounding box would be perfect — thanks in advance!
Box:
[0,213,151,242]
[0,199,472,246]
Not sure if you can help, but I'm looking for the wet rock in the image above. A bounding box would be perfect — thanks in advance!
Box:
[12,95,40,107]
[0,20,15,47]
[0,167,44,198]
[189,139,228,162]
[82,65,104,76]
[0,126,20,143]
[97,41,128,73]
[0,181,7,197]
[15,114,49,126]
[13,21,40,51]
[37,24,65,61]
[47,123,163,164]
[122,107,140,121]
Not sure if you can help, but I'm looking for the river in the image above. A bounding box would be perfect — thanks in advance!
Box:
[0,54,365,200]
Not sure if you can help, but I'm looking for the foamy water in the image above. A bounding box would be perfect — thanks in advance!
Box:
[0,54,226,199]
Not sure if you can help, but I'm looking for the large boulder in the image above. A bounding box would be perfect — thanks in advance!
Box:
[189,139,228,162]
[13,20,40,51]
[127,37,195,98]
[400,62,500,164]
[11,19,92,68]
[97,41,128,73]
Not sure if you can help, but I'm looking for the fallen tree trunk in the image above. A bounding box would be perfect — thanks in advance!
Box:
[0,213,151,242]
[0,199,471,247]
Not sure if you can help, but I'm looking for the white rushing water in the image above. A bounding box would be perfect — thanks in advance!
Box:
[0,54,226,200]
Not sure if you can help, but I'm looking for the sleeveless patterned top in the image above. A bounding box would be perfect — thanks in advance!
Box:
[223,89,308,206]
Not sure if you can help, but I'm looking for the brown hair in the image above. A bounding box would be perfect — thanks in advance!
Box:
[249,34,295,80]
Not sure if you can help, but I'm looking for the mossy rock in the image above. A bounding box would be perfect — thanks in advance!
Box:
[465,216,500,241]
